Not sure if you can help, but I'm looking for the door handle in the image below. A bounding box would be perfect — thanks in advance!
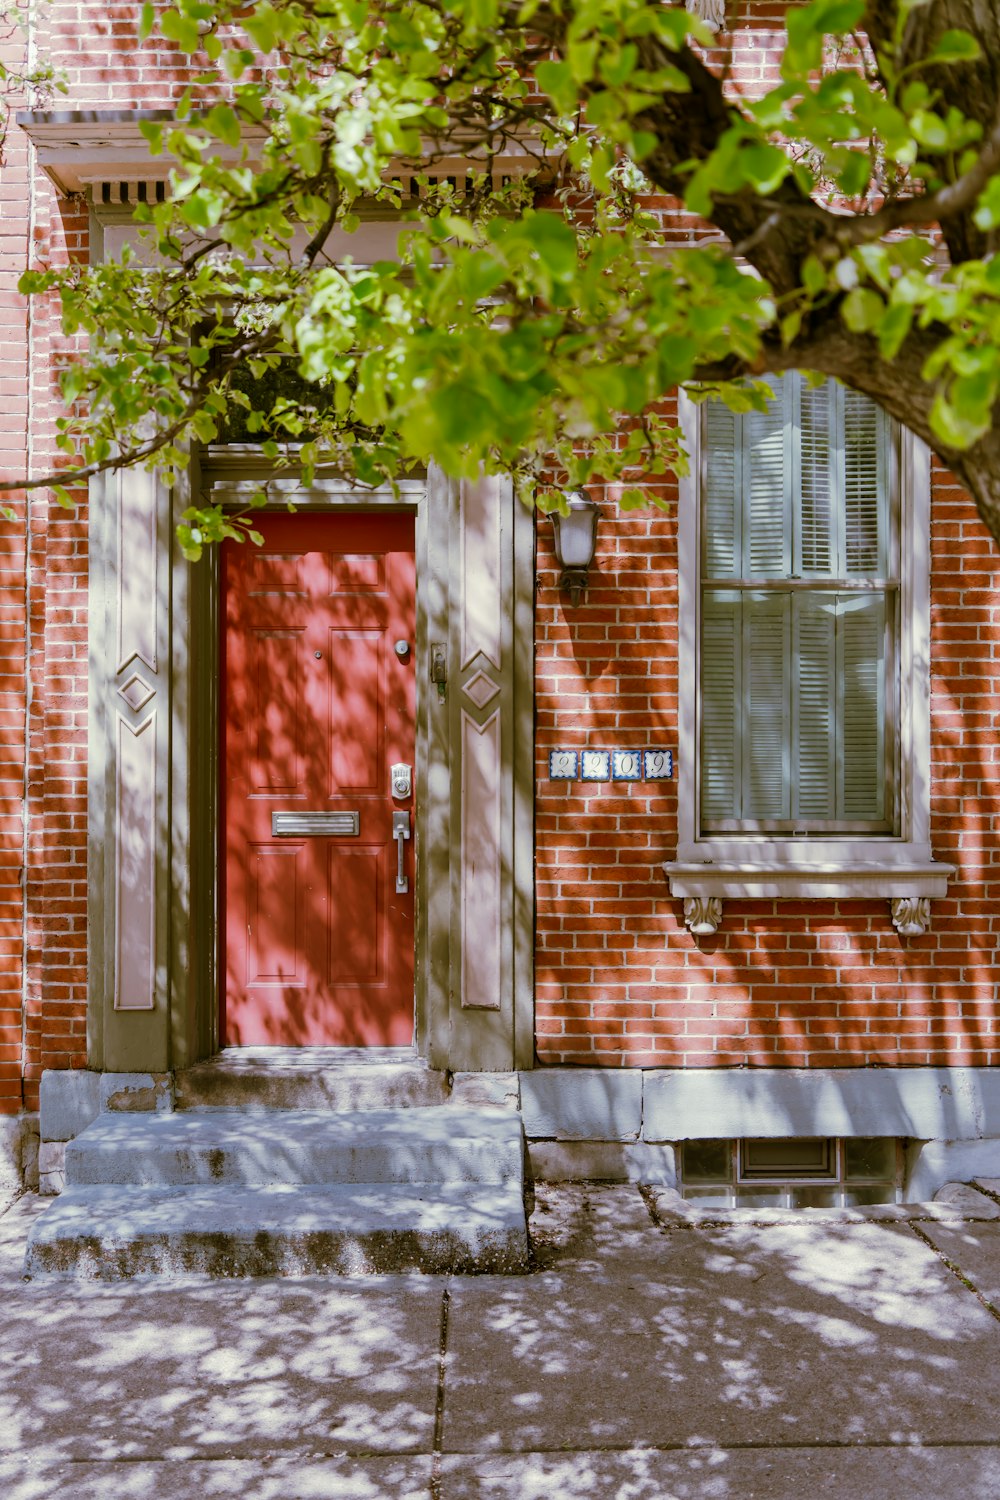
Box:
[392,810,411,894]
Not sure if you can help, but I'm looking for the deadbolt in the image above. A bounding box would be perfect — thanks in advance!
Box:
[394,640,410,659]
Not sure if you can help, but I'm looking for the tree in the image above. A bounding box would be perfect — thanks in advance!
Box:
[7,0,1000,554]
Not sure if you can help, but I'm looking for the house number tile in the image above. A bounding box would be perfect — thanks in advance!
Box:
[548,750,578,780]
[643,749,673,780]
[612,749,642,781]
[548,747,674,783]
[581,749,611,781]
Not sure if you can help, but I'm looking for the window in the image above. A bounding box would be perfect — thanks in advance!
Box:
[679,1137,902,1209]
[665,375,952,935]
[701,374,894,834]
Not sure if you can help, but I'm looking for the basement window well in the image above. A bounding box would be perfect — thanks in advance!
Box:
[679,1137,901,1208]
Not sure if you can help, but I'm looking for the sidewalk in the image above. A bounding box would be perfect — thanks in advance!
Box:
[3,1181,1000,1498]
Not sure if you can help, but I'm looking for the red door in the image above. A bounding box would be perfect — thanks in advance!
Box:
[222,513,416,1046]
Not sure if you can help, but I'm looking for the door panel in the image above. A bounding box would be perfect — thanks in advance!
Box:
[222,512,416,1046]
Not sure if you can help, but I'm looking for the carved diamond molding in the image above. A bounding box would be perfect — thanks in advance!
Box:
[462,669,501,711]
[683,897,723,936]
[890,896,931,937]
[117,671,156,714]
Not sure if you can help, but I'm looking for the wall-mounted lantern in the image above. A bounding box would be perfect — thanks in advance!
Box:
[551,489,601,607]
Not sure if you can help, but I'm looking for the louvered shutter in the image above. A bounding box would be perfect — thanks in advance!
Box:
[743,594,791,819]
[793,593,837,820]
[745,382,791,576]
[701,594,741,820]
[700,375,893,832]
[838,594,886,821]
[798,379,834,576]
[704,402,740,577]
[842,387,886,576]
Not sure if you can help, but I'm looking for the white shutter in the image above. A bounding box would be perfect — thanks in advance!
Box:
[704,402,740,577]
[838,593,886,821]
[842,387,886,576]
[793,593,837,820]
[743,594,791,820]
[745,380,790,577]
[700,374,894,833]
[798,378,834,576]
[701,593,741,820]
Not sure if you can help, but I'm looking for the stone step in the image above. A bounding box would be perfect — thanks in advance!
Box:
[23,1181,529,1277]
[65,1107,525,1188]
[175,1048,450,1112]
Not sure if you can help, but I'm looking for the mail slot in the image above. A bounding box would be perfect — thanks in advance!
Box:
[271,812,360,837]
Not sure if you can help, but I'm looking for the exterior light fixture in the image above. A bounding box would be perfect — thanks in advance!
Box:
[551,489,600,607]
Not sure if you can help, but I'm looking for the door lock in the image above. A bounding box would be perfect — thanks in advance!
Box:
[392,810,411,894]
[391,762,412,798]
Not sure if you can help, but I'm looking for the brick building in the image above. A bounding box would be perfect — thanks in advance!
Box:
[1,1,998,1227]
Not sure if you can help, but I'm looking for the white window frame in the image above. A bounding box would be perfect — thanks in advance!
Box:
[664,387,953,936]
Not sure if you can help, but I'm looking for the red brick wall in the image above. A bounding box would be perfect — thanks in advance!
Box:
[0,1,206,1111]
[3,1,998,1096]
[534,450,1000,1068]
[0,32,31,1112]
[6,166,90,1109]
[532,4,1000,1070]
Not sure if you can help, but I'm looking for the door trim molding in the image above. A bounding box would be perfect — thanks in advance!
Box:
[88,456,535,1072]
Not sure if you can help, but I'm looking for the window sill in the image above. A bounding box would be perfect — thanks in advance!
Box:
[662,858,955,936]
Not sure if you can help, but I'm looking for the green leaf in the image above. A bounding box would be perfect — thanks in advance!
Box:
[784,0,865,74]
[535,60,577,115]
[974,178,1000,231]
[201,104,241,148]
[160,8,202,53]
[599,44,638,88]
[931,391,989,448]
[841,287,883,333]
[925,29,981,65]
[739,143,790,195]
[877,303,913,360]
[909,109,950,151]
[780,310,802,346]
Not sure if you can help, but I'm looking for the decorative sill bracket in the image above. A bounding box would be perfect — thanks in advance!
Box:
[683,897,723,936]
[889,896,932,937]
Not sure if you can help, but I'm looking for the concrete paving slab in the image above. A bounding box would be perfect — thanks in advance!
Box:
[440,1445,1000,1499]
[0,1262,443,1461]
[918,1219,1000,1310]
[0,1456,433,1500]
[444,1220,1000,1452]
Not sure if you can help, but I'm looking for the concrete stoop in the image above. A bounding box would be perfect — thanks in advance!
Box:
[174,1047,452,1112]
[24,1091,530,1278]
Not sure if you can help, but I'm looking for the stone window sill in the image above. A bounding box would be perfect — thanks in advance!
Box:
[662,859,955,936]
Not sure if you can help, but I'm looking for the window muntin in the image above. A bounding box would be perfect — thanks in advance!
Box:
[700,374,898,835]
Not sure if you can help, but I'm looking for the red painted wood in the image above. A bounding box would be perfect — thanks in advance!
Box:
[222,513,416,1045]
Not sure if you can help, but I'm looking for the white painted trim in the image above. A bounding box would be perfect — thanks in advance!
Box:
[665,861,953,900]
[667,391,949,913]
